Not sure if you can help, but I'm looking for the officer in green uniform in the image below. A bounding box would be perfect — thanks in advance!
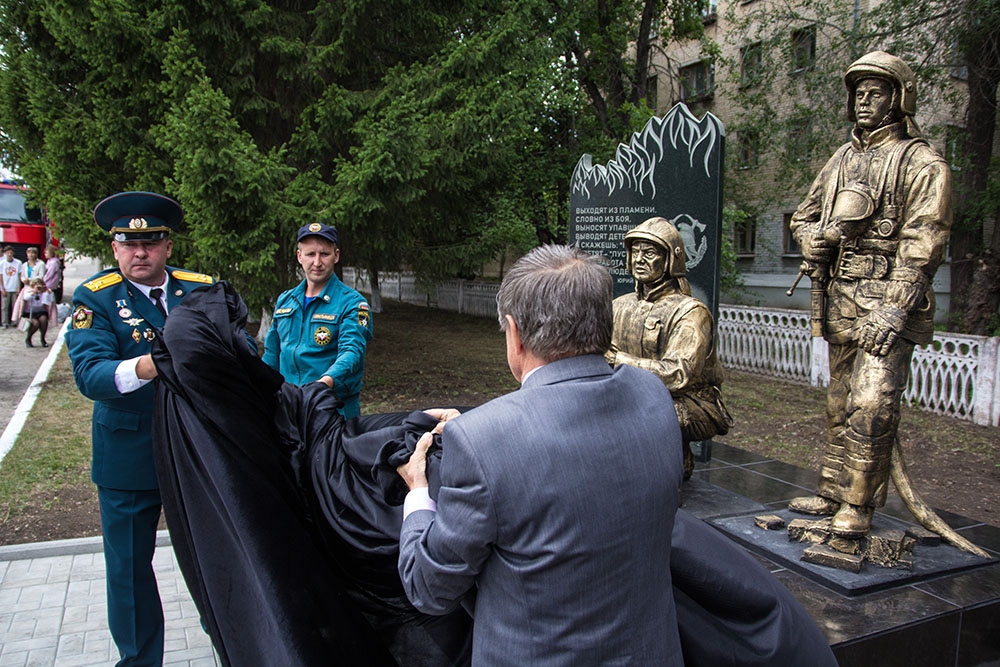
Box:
[66,192,214,667]
[263,223,372,418]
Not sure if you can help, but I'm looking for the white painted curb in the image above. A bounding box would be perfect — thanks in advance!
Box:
[0,317,70,466]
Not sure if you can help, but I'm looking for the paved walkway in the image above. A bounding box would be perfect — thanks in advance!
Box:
[0,533,218,666]
[0,534,218,667]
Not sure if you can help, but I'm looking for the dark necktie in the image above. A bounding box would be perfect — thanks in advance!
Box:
[149,287,168,318]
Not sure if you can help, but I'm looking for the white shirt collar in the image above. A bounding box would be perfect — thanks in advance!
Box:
[127,273,169,301]
[521,364,546,385]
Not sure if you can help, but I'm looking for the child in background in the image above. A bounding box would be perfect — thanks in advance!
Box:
[15,277,56,347]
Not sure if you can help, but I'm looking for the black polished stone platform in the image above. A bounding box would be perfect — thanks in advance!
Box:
[686,441,1000,667]
[679,475,766,519]
[710,508,992,596]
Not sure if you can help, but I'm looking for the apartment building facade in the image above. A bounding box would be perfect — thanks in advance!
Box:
[648,0,984,320]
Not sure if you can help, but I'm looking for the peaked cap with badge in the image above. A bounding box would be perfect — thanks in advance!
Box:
[94,191,184,242]
[297,222,339,245]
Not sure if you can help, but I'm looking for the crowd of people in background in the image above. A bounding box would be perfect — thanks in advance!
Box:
[16,277,57,347]
[0,244,63,347]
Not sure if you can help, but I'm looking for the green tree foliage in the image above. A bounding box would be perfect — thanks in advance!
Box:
[720,206,746,294]
[330,5,563,290]
[555,0,711,140]
[0,0,720,313]
[721,0,1000,334]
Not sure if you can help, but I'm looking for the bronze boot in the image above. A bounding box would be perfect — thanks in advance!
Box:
[830,503,874,538]
[788,495,840,516]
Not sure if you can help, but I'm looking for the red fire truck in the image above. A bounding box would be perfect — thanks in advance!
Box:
[0,180,58,260]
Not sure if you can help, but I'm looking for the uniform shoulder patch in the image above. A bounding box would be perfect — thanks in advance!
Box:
[171,269,214,284]
[357,303,371,328]
[72,305,94,329]
[82,273,123,292]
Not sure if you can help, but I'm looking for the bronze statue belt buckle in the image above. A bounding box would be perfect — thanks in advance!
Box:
[838,251,890,280]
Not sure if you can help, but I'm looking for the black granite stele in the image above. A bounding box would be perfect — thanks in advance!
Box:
[568,103,725,313]
[687,441,1000,667]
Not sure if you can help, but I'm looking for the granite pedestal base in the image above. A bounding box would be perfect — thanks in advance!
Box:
[688,441,1000,667]
[710,509,992,596]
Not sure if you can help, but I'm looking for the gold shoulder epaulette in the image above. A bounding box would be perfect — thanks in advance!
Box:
[83,273,123,292]
[171,269,214,284]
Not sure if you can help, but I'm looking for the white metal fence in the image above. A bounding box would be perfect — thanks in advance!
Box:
[344,269,1000,427]
[351,270,500,319]
[718,305,1000,426]
[716,306,813,385]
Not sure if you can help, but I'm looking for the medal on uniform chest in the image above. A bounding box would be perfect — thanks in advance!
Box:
[117,298,135,321]
[132,328,141,343]
[143,329,156,342]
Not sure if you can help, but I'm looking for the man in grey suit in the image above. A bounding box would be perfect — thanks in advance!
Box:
[397,245,685,665]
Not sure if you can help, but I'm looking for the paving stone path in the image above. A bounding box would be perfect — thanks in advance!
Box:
[0,534,218,666]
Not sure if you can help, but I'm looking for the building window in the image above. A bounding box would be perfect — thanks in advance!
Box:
[791,26,816,72]
[950,39,968,80]
[703,0,718,22]
[737,131,759,170]
[679,60,714,101]
[787,119,812,162]
[783,213,801,256]
[740,42,764,88]
[734,216,757,256]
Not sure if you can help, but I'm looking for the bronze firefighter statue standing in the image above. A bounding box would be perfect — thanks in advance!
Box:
[606,216,733,480]
[787,50,987,557]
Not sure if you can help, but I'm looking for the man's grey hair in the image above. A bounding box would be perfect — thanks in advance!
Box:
[497,245,613,362]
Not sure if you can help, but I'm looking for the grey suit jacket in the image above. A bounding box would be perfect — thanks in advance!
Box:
[399,354,685,666]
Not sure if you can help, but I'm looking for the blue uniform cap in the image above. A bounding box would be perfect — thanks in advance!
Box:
[94,191,183,242]
[297,222,339,245]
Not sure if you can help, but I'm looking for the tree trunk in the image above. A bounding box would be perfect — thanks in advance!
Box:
[960,249,1000,334]
[947,9,1000,332]
[368,268,383,313]
[256,308,271,346]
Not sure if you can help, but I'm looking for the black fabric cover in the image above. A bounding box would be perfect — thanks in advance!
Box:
[671,510,838,666]
[151,282,469,667]
[151,282,835,667]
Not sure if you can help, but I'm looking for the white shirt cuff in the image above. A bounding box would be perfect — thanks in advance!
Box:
[403,486,436,519]
[114,357,151,394]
